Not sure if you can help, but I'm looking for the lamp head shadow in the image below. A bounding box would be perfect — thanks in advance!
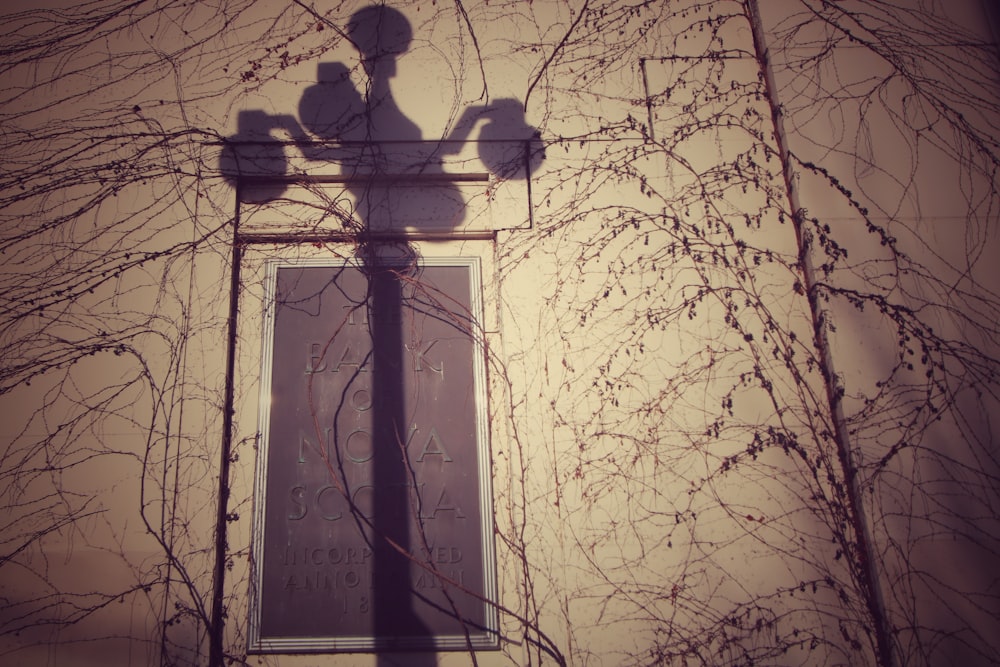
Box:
[347,5,412,74]
[219,5,545,232]
[218,110,289,203]
[472,98,546,181]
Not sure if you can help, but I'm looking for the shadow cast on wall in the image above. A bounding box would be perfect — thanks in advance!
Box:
[219,3,543,219]
[220,4,545,661]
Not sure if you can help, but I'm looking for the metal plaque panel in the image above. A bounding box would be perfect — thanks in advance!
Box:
[249,256,497,652]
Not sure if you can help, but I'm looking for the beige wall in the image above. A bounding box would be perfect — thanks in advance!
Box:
[1,1,997,665]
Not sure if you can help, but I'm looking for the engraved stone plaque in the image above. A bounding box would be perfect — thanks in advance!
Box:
[249,256,498,652]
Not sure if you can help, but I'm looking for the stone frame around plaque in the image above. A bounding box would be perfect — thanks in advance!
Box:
[247,254,499,653]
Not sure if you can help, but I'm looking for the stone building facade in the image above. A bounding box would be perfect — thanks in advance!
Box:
[1,1,998,665]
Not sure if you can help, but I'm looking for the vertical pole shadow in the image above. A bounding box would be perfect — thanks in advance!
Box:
[366,252,436,662]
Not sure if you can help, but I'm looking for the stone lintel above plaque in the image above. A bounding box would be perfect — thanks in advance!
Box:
[225,140,537,237]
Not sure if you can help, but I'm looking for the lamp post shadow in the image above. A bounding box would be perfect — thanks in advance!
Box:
[220,3,543,659]
[335,7,443,662]
[366,250,437,662]
[306,6,459,663]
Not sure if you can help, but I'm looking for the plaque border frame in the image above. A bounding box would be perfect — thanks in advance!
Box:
[247,254,499,653]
